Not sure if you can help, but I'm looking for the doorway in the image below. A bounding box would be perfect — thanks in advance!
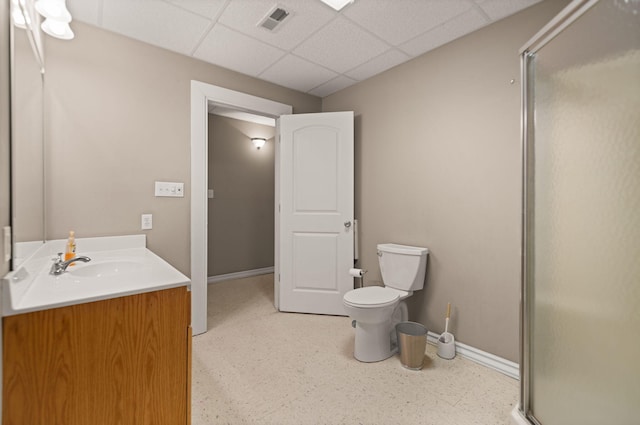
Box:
[190,81,292,335]
[206,112,275,282]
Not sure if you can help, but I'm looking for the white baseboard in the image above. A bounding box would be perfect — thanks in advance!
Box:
[510,406,530,425]
[207,267,274,284]
[427,331,520,380]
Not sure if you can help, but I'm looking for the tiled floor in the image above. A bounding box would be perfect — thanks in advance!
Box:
[191,274,519,425]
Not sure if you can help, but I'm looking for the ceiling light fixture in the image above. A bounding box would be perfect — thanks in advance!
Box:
[319,0,354,11]
[10,0,29,29]
[251,138,266,150]
[35,0,74,40]
[41,17,74,39]
[35,0,71,21]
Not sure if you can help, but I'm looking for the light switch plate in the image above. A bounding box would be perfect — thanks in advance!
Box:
[141,214,153,230]
[155,181,184,197]
[208,189,214,199]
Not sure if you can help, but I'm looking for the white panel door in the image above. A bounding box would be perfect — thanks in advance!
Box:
[278,112,354,315]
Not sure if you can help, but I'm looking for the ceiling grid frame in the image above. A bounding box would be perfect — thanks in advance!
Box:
[66,0,544,97]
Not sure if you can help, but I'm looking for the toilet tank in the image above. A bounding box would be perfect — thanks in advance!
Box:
[377,243,429,292]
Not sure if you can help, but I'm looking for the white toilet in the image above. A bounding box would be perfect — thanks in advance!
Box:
[343,243,429,362]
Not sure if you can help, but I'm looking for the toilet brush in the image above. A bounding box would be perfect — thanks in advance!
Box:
[437,302,456,359]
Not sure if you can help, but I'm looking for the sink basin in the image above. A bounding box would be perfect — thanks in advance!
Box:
[3,235,191,316]
[67,260,145,278]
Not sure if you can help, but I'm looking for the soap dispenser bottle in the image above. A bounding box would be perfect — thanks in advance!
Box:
[64,230,76,262]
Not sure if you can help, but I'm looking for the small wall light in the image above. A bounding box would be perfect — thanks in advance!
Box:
[251,138,266,150]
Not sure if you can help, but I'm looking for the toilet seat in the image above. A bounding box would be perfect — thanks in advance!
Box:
[343,286,399,308]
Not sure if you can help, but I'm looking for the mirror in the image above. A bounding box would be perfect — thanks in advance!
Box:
[10,1,45,268]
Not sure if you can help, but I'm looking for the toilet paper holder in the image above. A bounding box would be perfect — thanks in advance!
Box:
[349,268,367,278]
[349,268,367,288]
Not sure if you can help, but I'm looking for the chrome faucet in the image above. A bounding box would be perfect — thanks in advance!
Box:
[50,252,91,275]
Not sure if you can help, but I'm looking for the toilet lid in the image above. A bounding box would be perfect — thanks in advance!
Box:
[343,286,399,308]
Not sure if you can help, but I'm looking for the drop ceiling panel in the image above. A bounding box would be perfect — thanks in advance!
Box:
[165,0,228,20]
[65,0,543,97]
[194,25,286,77]
[344,0,474,46]
[400,8,489,56]
[101,0,211,55]
[218,0,336,51]
[345,49,411,81]
[474,0,542,21]
[260,55,338,92]
[293,15,390,74]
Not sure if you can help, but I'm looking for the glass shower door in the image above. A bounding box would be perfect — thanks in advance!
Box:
[521,1,640,424]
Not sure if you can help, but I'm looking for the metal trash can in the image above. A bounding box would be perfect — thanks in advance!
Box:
[396,321,427,370]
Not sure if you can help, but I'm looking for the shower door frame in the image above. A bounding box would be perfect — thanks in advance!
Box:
[518,0,600,423]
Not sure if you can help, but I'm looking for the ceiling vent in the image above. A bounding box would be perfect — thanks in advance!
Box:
[258,5,290,31]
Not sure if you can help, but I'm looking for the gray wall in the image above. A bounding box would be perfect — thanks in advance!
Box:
[13,2,572,362]
[13,29,44,243]
[42,21,321,275]
[323,0,569,362]
[208,115,275,276]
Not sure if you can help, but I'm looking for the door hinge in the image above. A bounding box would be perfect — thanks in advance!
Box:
[278,274,281,282]
[279,204,281,212]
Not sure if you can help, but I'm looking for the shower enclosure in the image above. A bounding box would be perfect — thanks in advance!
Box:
[516,1,639,424]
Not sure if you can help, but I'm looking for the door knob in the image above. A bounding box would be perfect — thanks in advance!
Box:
[344,221,351,228]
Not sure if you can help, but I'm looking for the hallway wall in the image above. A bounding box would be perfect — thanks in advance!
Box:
[208,115,275,276]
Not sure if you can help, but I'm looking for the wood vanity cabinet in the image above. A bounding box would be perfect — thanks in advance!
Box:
[2,286,191,425]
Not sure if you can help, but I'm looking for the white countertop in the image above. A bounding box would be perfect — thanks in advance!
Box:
[2,235,190,316]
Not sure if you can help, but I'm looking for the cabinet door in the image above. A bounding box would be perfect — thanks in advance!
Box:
[3,287,191,425]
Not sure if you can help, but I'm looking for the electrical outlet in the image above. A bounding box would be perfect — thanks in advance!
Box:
[141,214,153,230]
